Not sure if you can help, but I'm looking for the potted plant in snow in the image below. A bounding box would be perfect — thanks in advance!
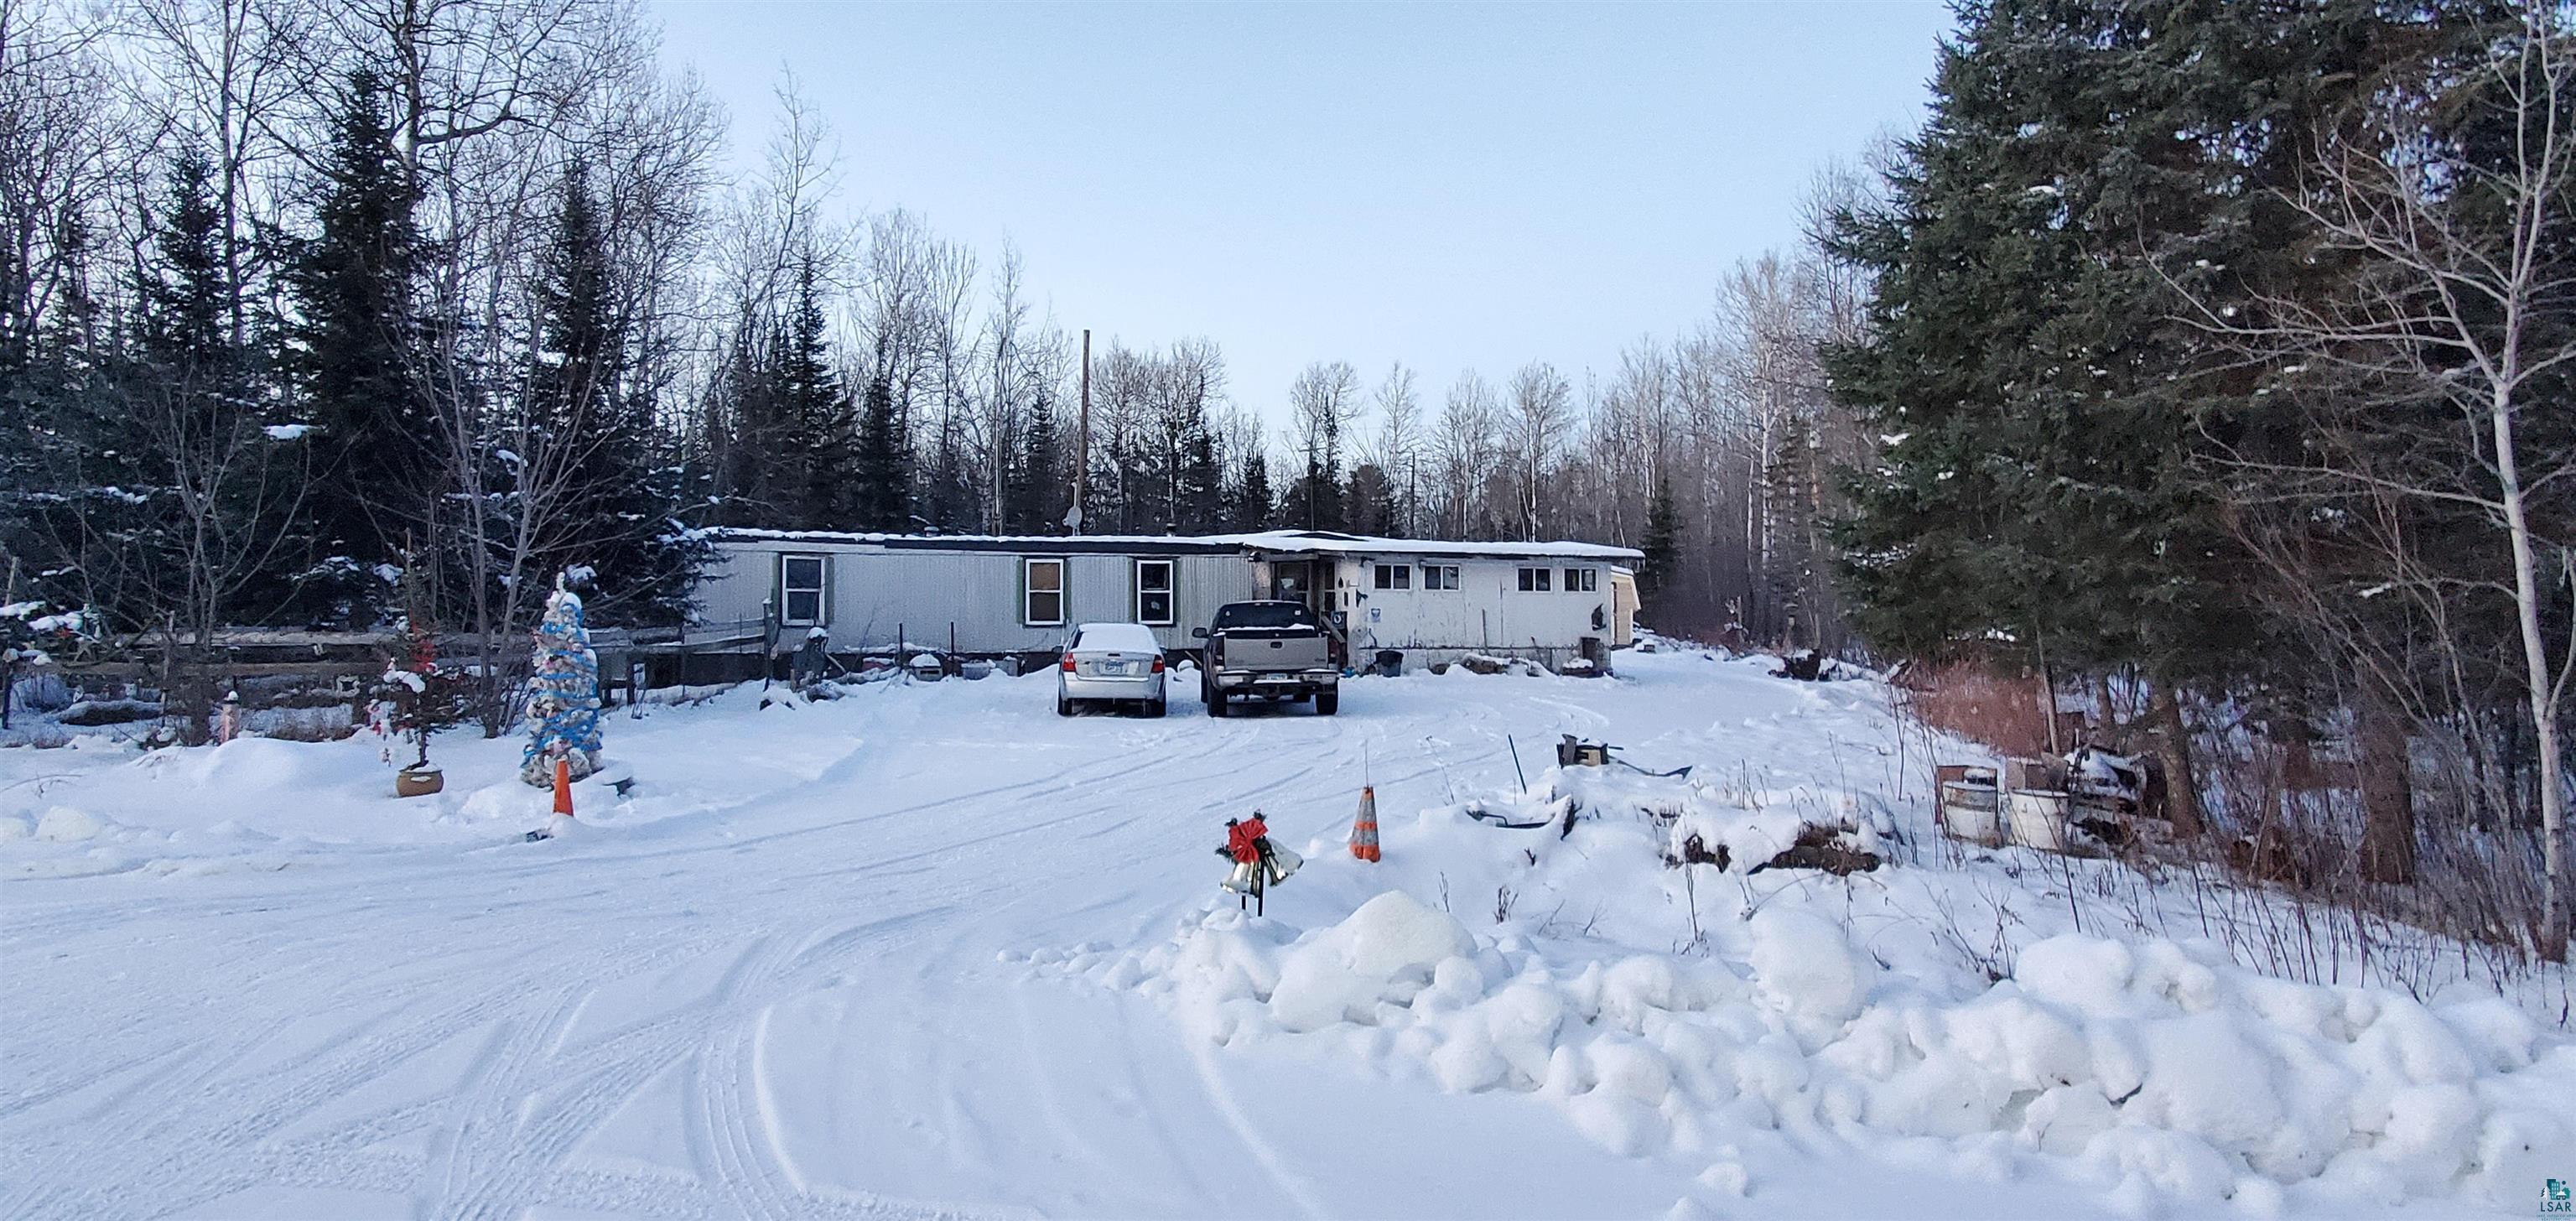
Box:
[387,564,448,797]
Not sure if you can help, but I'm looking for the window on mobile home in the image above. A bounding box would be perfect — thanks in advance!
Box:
[1517,566,1552,592]
[1135,559,1175,625]
[1023,558,1065,626]
[1425,564,1460,590]
[1564,567,1597,592]
[1373,563,1410,590]
[780,554,827,626]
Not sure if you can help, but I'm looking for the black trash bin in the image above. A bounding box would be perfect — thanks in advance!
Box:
[1374,649,1404,678]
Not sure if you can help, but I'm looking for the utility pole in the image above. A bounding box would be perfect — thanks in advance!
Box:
[1066,328,1090,533]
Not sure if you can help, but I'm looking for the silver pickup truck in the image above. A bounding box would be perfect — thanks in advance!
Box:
[1192,600,1339,716]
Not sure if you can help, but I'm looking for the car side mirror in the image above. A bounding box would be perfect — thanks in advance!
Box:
[1192,626,1208,639]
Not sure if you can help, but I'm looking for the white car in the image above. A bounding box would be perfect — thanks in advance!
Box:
[1056,622,1167,717]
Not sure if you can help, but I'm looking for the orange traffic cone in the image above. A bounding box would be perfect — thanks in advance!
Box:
[553,755,574,818]
[1349,786,1380,862]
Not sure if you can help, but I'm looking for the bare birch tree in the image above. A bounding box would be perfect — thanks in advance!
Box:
[2190,5,2575,958]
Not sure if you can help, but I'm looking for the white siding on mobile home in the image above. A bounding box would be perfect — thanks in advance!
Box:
[704,536,1259,656]
[694,527,1642,668]
[1311,555,1620,665]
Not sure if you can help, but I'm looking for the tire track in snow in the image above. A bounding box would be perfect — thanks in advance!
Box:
[3,677,1540,1218]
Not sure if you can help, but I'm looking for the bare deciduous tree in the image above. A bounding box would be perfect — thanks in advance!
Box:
[2189,6,2575,958]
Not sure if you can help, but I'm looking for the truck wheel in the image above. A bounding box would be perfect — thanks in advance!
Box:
[1314,689,1339,715]
[1207,688,1229,717]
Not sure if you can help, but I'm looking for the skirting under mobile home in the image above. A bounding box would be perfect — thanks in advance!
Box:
[696,528,1640,677]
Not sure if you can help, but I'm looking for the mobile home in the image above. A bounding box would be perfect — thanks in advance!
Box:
[696,528,1640,674]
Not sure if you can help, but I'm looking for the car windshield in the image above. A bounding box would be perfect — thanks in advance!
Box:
[1214,602,1318,630]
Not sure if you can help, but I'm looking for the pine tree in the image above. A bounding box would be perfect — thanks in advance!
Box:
[1639,475,1681,621]
[1281,453,1343,533]
[854,371,911,530]
[141,149,230,379]
[1178,424,1223,533]
[1345,463,1395,535]
[1823,0,2483,831]
[528,158,708,623]
[520,576,603,785]
[1004,388,1059,533]
[290,68,428,616]
[922,410,976,531]
[1232,449,1275,533]
[771,255,861,530]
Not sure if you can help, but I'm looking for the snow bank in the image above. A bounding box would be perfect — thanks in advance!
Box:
[1063,899,2572,1211]
[1048,739,2574,1216]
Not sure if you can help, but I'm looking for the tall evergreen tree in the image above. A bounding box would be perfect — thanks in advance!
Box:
[1281,453,1343,532]
[853,371,911,530]
[1232,449,1275,533]
[1178,424,1223,533]
[708,317,777,527]
[1639,475,1682,623]
[771,254,861,529]
[1345,463,1395,536]
[527,157,705,624]
[1826,0,2491,827]
[140,149,230,379]
[1004,387,1060,533]
[289,68,428,616]
[922,409,977,531]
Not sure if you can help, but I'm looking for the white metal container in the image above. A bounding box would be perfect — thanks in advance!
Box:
[2007,788,2074,852]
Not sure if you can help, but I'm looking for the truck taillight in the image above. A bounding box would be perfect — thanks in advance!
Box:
[1150,656,1165,673]
[1060,653,1076,672]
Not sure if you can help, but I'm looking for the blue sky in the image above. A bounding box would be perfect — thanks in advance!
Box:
[647,1,1954,423]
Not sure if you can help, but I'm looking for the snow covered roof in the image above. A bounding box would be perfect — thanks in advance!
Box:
[709,527,1641,563]
[1233,530,1643,562]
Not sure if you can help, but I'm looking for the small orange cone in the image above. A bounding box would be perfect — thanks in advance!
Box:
[553,755,574,818]
[1349,786,1380,862]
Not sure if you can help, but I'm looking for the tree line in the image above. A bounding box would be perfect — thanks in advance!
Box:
[0,0,1877,730]
[1824,0,2572,960]
[3,0,2559,956]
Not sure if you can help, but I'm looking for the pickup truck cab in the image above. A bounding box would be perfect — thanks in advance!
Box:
[1193,600,1339,716]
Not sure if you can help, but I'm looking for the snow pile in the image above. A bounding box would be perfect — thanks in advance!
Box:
[1062,891,2572,1211]
[33,804,107,843]
[1045,746,2574,1215]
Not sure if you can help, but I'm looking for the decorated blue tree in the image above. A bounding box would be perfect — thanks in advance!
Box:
[520,575,604,786]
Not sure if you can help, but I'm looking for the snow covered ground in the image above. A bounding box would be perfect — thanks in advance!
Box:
[3,649,2568,1219]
